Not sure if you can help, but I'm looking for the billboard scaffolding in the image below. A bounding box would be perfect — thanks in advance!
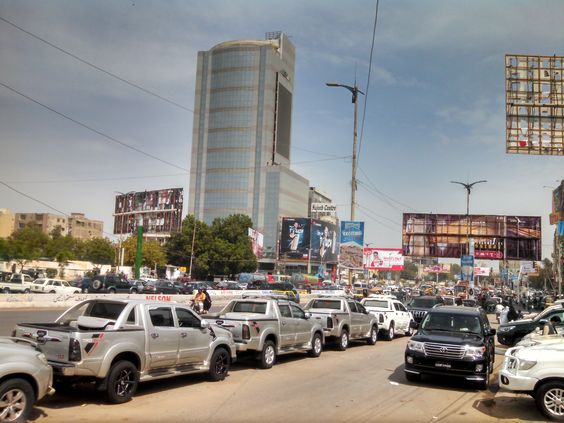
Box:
[506,54,564,155]
[402,213,541,261]
[113,189,183,239]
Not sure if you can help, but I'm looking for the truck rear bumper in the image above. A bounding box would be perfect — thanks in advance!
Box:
[49,360,77,376]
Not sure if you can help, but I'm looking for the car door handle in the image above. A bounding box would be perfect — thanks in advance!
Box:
[151,333,159,339]
[281,321,287,326]
[180,332,187,338]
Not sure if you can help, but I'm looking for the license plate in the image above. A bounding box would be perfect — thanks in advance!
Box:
[435,362,451,369]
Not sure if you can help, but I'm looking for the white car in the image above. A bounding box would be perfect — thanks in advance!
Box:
[500,341,564,421]
[361,296,414,340]
[36,278,80,294]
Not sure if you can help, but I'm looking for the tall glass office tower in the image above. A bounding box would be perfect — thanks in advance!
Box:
[188,32,309,257]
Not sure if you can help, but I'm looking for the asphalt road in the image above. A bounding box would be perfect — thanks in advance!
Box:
[0,308,548,423]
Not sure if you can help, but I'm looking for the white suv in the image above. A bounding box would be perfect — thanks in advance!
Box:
[500,341,564,421]
[361,296,414,340]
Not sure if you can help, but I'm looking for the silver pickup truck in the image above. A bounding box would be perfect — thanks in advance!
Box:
[304,297,379,350]
[206,298,324,369]
[13,298,236,404]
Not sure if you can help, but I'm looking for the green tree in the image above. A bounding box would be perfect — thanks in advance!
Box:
[8,224,50,270]
[81,237,115,265]
[528,258,555,290]
[210,214,257,276]
[122,236,166,268]
[167,215,212,279]
[400,261,418,280]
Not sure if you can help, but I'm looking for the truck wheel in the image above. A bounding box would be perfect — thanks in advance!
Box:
[386,323,395,341]
[308,333,323,357]
[90,280,102,291]
[209,347,230,381]
[405,371,421,383]
[337,330,349,351]
[23,289,30,294]
[49,291,56,294]
[367,325,378,345]
[258,340,276,369]
[108,288,116,294]
[0,378,34,423]
[3,287,10,294]
[130,288,138,294]
[536,381,564,421]
[106,361,139,404]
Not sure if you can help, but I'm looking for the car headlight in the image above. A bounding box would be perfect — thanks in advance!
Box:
[498,326,516,332]
[518,359,537,370]
[407,340,424,353]
[463,345,486,359]
[36,353,48,365]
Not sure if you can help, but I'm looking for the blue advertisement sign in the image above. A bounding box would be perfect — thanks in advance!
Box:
[461,255,474,282]
[558,221,564,237]
[339,221,365,269]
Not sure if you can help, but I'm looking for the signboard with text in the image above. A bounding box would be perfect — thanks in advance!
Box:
[363,248,404,271]
[339,221,364,269]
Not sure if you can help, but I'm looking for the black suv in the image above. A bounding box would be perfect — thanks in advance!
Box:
[497,304,564,346]
[404,306,495,389]
[85,274,140,294]
[407,296,444,323]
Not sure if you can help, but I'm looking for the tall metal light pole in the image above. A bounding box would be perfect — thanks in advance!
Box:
[450,180,487,254]
[326,82,364,221]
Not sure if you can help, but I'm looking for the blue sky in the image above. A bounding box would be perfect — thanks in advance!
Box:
[0,0,562,259]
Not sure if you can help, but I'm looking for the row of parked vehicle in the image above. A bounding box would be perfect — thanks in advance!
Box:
[4,293,416,422]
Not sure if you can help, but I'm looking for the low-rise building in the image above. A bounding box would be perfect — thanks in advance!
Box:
[0,208,15,238]
[15,213,68,235]
[68,213,104,240]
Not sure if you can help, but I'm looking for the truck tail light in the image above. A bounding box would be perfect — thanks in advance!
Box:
[242,324,251,340]
[327,317,333,329]
[68,338,82,362]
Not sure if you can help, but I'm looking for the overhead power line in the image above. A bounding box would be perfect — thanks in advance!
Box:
[358,166,418,212]
[6,173,188,184]
[0,179,116,238]
[0,16,193,113]
[0,81,189,172]
[357,0,380,161]
[293,155,351,165]
[355,204,396,233]
[354,202,401,227]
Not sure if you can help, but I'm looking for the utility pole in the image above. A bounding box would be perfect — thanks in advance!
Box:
[188,217,197,280]
[326,82,364,287]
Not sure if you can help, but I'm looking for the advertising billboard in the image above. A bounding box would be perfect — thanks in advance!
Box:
[461,255,474,282]
[552,180,564,224]
[248,228,264,258]
[113,188,183,235]
[310,219,339,263]
[402,213,541,261]
[339,221,364,269]
[363,248,404,271]
[505,54,564,156]
[279,218,311,260]
[423,264,451,274]
[474,267,491,277]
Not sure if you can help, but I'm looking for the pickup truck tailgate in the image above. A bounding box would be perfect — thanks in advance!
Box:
[14,324,73,362]
[206,313,266,342]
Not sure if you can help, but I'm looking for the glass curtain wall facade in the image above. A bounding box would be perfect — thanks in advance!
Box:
[189,33,309,255]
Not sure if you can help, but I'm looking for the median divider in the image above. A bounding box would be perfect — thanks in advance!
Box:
[0,291,321,309]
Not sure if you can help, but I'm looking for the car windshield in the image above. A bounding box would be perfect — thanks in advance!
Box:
[421,313,482,334]
[363,300,388,308]
[410,298,437,308]
[231,302,267,314]
[308,300,341,310]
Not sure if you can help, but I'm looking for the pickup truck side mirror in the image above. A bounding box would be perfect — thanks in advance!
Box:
[488,328,496,336]
[200,320,210,329]
[304,312,311,319]
[409,320,419,330]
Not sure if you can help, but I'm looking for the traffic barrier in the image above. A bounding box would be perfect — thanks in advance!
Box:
[0,291,320,309]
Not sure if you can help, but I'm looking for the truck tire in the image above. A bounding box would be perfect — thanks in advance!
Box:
[386,323,395,341]
[106,360,139,404]
[308,333,323,357]
[209,347,230,381]
[258,340,276,369]
[367,325,378,345]
[477,365,490,390]
[337,329,349,351]
[3,287,10,294]
[130,288,138,294]
[108,288,116,294]
[23,289,30,294]
[535,381,564,421]
[405,321,414,337]
[0,378,35,423]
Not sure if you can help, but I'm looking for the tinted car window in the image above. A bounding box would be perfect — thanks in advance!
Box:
[308,300,341,310]
[348,302,359,313]
[89,302,126,320]
[279,304,292,318]
[363,300,389,308]
[176,308,200,327]
[149,307,174,327]
[290,305,306,319]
